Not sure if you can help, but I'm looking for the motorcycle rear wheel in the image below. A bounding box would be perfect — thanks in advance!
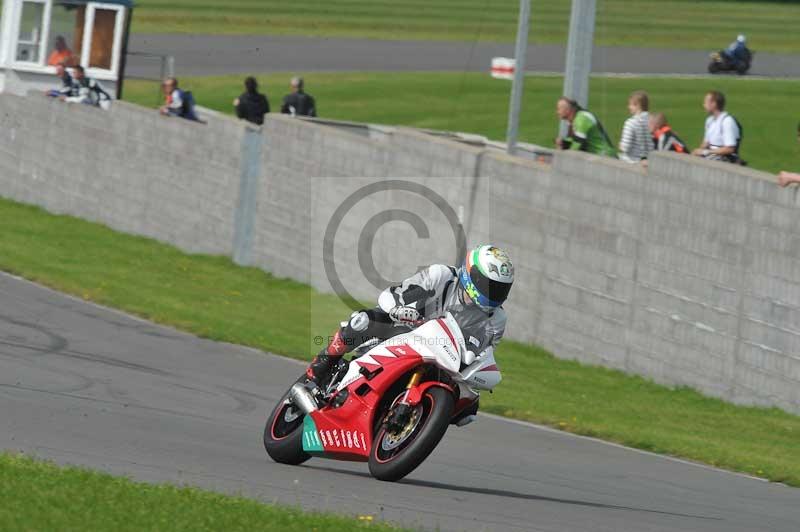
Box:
[263,381,311,465]
[368,386,453,482]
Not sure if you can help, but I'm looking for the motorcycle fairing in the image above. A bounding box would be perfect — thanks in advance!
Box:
[302,314,466,459]
[301,347,423,459]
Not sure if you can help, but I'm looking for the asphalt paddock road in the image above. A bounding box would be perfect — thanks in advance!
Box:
[126,34,800,79]
[2,272,799,532]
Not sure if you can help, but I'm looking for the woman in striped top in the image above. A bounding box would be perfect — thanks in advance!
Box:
[618,90,652,163]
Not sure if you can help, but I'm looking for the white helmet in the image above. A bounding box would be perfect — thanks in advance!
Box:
[457,245,514,309]
[737,34,746,43]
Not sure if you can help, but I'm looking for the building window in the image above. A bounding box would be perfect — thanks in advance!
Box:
[15,1,47,63]
[9,1,126,76]
[47,2,85,66]
[88,7,116,70]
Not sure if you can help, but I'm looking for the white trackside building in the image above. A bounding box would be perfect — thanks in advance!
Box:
[0,0,133,98]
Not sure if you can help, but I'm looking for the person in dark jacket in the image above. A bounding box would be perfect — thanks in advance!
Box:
[234,76,270,125]
[280,77,316,117]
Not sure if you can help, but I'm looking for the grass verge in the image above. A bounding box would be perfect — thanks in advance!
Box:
[124,72,800,175]
[1,197,799,486]
[130,0,800,53]
[0,452,408,531]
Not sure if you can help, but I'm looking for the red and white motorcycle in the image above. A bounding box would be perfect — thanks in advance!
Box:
[263,309,501,481]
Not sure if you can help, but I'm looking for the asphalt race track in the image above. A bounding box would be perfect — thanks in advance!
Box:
[126,34,800,79]
[2,272,799,532]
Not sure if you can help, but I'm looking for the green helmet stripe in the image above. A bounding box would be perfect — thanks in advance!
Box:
[471,247,487,276]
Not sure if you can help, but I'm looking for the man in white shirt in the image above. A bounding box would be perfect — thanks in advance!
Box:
[691,90,741,163]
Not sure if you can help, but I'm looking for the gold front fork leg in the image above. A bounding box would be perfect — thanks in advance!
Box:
[406,368,424,390]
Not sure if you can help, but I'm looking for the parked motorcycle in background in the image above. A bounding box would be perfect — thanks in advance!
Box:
[709,34,753,75]
[263,307,501,481]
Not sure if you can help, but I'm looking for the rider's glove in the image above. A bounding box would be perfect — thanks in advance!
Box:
[388,305,420,324]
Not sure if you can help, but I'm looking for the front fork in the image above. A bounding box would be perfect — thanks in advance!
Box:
[385,368,426,432]
[401,368,425,402]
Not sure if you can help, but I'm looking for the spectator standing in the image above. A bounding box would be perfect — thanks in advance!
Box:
[618,90,651,163]
[649,113,687,153]
[47,36,74,66]
[691,90,742,163]
[555,97,617,158]
[281,77,316,117]
[160,77,198,121]
[234,76,270,125]
[62,65,112,109]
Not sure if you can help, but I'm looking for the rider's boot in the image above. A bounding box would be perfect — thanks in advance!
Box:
[306,329,348,386]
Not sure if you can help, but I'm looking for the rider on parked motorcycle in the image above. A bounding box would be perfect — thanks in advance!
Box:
[722,34,748,67]
[306,244,514,401]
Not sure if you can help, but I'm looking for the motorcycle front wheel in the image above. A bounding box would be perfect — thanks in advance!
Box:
[708,61,721,74]
[263,381,311,465]
[368,386,454,482]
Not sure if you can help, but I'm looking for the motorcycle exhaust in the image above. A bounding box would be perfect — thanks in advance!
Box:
[289,382,319,414]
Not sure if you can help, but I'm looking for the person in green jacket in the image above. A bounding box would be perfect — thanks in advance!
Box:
[555,97,617,158]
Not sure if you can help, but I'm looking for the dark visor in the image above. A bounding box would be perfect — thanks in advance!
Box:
[470,268,511,305]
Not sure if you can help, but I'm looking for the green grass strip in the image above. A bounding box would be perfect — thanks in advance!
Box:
[124,72,800,175]
[1,197,799,487]
[0,452,409,531]
[129,0,800,53]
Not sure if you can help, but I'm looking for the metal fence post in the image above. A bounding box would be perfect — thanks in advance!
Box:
[506,0,531,155]
[560,0,597,138]
[233,127,262,266]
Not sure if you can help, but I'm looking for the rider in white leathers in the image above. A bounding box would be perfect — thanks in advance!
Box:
[306,245,515,414]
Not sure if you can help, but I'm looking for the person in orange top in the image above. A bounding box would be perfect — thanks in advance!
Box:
[47,36,74,67]
[649,112,688,153]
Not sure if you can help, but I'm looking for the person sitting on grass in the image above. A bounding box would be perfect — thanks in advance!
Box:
[649,112,687,153]
[554,97,617,158]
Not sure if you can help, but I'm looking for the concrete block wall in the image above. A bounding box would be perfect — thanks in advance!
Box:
[0,94,242,255]
[1,93,798,414]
